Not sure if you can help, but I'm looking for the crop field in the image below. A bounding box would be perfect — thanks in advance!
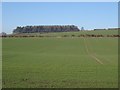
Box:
[2,31,118,88]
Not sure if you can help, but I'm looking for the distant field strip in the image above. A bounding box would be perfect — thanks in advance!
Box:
[83,38,103,65]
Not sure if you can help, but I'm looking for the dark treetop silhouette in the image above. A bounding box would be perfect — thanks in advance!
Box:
[13,25,80,34]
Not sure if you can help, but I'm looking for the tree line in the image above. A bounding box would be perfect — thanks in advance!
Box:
[13,25,80,33]
[1,34,120,38]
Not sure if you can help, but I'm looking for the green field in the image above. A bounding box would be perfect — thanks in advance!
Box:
[2,31,118,88]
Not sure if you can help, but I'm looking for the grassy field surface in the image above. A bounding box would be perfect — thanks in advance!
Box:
[2,36,118,88]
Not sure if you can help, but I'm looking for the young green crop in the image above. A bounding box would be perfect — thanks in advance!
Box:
[2,36,118,88]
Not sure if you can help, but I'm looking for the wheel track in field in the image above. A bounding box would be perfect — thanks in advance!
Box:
[93,39,112,64]
[83,38,103,65]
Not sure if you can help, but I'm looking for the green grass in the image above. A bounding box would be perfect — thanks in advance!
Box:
[2,31,118,88]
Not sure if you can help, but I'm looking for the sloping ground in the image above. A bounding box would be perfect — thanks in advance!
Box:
[11,30,118,37]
